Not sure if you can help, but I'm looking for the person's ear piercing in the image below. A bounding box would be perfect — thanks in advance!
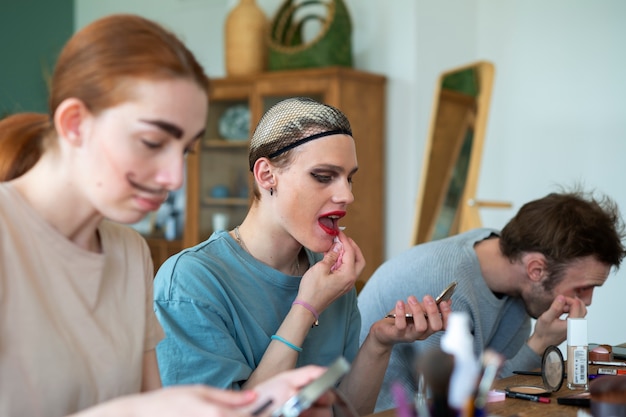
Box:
[270,187,274,196]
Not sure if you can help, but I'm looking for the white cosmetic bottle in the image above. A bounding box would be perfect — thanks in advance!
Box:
[441,312,480,411]
[567,318,588,390]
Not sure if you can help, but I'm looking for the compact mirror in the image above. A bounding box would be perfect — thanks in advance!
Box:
[542,345,565,392]
[435,281,457,304]
[506,345,564,396]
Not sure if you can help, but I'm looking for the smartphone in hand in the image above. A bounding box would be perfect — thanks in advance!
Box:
[270,357,350,417]
[385,281,457,322]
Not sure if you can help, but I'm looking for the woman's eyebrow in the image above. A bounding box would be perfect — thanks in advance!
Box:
[193,127,206,140]
[140,119,183,139]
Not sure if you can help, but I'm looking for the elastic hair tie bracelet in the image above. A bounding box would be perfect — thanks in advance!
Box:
[271,334,303,353]
[292,300,320,327]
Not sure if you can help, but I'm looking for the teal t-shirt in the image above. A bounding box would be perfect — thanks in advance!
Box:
[153,230,360,389]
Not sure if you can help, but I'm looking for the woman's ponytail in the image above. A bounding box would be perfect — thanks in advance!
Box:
[0,113,49,181]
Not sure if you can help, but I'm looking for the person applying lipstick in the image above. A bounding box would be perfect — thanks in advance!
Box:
[153,97,452,416]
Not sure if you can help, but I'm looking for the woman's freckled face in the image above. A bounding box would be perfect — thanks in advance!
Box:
[273,134,357,252]
[77,78,207,224]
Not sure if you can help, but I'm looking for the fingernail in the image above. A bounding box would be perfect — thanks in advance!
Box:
[408,296,418,305]
[332,241,342,252]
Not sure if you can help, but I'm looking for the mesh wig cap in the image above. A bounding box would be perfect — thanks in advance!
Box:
[249,97,352,171]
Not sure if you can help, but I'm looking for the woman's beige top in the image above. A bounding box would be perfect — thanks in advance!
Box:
[0,183,163,417]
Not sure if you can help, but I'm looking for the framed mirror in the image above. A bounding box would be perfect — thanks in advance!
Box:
[411,61,510,245]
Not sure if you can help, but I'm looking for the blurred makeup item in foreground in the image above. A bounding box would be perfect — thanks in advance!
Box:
[589,374,626,417]
[413,344,505,417]
[416,347,455,417]
[441,312,480,412]
[390,381,416,417]
[470,349,505,415]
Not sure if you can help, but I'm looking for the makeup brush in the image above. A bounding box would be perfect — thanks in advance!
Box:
[417,347,456,417]
[470,349,505,416]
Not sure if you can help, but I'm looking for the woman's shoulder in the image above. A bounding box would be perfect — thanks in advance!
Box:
[153,231,244,298]
[169,231,240,268]
[0,183,20,212]
[0,184,11,222]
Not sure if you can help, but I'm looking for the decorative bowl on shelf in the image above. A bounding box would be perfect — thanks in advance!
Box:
[218,104,250,141]
[210,184,230,199]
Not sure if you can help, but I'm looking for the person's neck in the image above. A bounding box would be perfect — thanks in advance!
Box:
[474,236,522,297]
[234,210,305,275]
[12,159,103,252]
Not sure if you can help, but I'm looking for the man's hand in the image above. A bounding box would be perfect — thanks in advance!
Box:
[369,295,452,350]
[527,295,587,355]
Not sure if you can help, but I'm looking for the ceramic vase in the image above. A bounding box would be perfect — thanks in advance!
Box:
[224,0,268,76]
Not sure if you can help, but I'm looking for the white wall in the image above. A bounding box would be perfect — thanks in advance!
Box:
[76,0,626,346]
[475,1,626,348]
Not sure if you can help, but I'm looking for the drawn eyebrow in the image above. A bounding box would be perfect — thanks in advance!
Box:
[314,164,359,176]
[140,119,183,139]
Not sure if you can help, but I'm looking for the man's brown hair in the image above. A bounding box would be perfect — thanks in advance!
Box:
[500,190,626,290]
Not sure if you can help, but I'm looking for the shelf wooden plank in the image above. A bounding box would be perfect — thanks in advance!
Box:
[203,138,250,148]
[202,197,250,207]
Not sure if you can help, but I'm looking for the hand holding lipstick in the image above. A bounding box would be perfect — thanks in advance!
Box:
[297,229,365,316]
[330,236,344,272]
[330,227,346,272]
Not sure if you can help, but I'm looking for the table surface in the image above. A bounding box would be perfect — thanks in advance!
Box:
[487,366,597,417]
[369,370,596,417]
[490,343,626,417]
[368,343,626,417]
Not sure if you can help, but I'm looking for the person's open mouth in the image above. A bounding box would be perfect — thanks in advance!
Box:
[318,211,346,236]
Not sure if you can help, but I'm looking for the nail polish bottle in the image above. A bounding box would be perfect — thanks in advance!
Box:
[567,318,588,390]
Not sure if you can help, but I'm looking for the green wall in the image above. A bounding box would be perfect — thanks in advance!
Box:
[0,1,73,116]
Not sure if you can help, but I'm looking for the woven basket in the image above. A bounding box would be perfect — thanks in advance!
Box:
[268,0,352,71]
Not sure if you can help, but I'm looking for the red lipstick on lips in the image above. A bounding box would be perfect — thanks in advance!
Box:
[318,210,345,236]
